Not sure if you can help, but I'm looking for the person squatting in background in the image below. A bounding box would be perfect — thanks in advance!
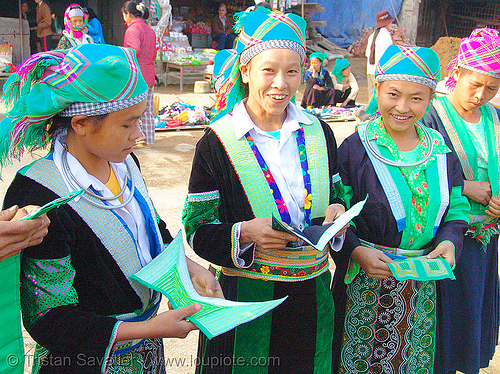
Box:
[301,52,336,108]
[330,58,359,107]
[211,3,236,51]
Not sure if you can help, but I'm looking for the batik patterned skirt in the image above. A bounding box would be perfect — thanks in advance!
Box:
[339,269,437,374]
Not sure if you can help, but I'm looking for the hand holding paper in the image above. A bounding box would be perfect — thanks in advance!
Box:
[130,231,287,339]
[272,196,368,251]
[387,256,455,281]
[19,189,84,221]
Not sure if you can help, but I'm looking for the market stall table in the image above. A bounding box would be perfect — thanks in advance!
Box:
[164,62,211,93]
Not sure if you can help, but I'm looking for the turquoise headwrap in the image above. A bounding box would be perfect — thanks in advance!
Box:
[366,44,441,115]
[212,49,238,93]
[309,52,327,65]
[212,8,307,121]
[331,58,350,82]
[0,43,148,166]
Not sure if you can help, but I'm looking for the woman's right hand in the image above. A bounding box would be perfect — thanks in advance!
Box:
[351,245,393,279]
[117,304,201,341]
[240,218,297,253]
[0,205,50,262]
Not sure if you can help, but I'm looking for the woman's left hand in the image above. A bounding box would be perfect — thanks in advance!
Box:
[323,203,349,236]
[426,240,455,267]
[486,195,500,218]
[186,257,224,299]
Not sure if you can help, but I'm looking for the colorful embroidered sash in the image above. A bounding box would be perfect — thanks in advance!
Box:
[210,112,330,220]
[358,123,449,238]
[222,245,330,282]
[20,156,161,310]
[210,112,331,281]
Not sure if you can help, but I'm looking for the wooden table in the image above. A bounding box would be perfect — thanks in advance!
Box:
[164,62,209,93]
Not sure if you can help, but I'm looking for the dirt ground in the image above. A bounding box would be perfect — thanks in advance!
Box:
[0,57,499,373]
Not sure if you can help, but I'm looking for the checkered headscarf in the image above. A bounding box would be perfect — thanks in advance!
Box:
[446,28,500,90]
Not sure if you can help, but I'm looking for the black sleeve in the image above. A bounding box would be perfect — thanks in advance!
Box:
[324,71,334,89]
[185,130,255,268]
[4,175,119,370]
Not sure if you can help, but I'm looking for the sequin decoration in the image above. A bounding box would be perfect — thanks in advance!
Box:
[21,255,78,330]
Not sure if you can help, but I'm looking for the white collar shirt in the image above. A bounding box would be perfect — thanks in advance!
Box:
[232,100,313,230]
[53,133,152,267]
[219,15,226,28]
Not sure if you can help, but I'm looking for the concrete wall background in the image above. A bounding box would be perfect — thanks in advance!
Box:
[0,17,30,65]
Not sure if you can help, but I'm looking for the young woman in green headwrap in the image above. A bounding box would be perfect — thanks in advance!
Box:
[300,51,337,108]
[332,44,470,374]
[331,58,359,107]
[1,43,222,373]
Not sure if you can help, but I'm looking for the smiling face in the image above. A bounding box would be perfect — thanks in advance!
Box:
[240,48,302,129]
[375,80,433,137]
[22,3,28,13]
[449,67,500,114]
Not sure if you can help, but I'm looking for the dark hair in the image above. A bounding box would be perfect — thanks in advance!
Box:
[122,1,149,20]
[218,3,227,10]
[255,2,272,10]
[48,113,106,137]
[84,7,97,21]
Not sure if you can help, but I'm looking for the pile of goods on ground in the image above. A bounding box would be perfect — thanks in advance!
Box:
[155,100,212,130]
[303,106,361,121]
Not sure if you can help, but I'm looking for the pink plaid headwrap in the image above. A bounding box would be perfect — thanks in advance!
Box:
[446,28,500,90]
